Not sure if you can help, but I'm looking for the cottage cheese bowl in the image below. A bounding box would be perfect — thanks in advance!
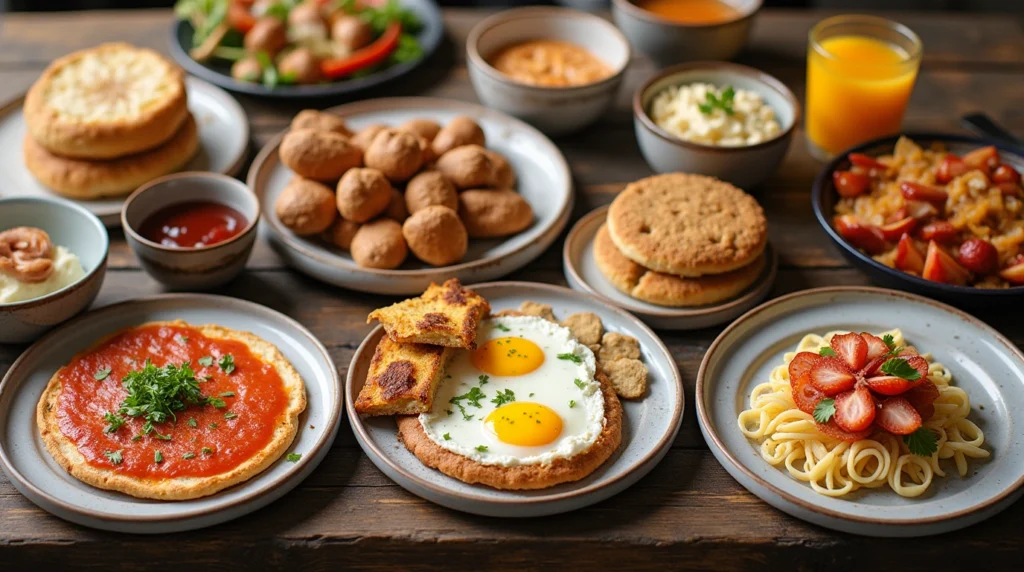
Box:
[633,62,798,190]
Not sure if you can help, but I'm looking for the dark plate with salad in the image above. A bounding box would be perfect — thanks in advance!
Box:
[170,0,443,98]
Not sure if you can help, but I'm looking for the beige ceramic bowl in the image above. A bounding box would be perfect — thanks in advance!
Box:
[612,0,761,65]
[467,7,631,135]
[122,172,259,290]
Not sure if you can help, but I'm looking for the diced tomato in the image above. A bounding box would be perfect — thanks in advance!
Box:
[918,221,958,244]
[879,217,916,241]
[999,260,1024,285]
[833,170,871,198]
[904,200,939,221]
[922,241,972,286]
[815,420,873,442]
[894,233,925,274]
[957,238,999,274]
[809,357,857,395]
[900,181,948,205]
[962,145,1000,174]
[904,381,940,420]
[835,215,888,255]
[874,397,922,435]
[936,153,968,184]
[830,332,868,371]
[860,333,890,361]
[834,387,877,432]
[848,153,888,171]
[992,164,1021,185]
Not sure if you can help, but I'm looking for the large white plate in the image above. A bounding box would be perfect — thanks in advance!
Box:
[249,97,573,295]
[346,282,684,517]
[0,295,342,534]
[0,76,249,226]
[696,286,1024,537]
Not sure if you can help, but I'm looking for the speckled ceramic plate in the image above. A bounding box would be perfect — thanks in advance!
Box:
[563,206,777,330]
[0,295,342,534]
[0,76,248,226]
[346,282,683,516]
[249,97,573,295]
[696,286,1024,537]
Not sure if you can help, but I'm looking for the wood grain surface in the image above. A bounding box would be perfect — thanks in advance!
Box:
[1,7,1023,570]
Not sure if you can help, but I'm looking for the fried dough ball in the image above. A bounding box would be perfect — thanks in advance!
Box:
[398,119,442,142]
[402,205,468,266]
[384,188,409,222]
[244,17,288,57]
[325,218,361,250]
[350,219,407,269]
[405,170,457,213]
[276,177,337,235]
[350,124,387,152]
[278,47,322,84]
[486,149,516,189]
[332,14,374,51]
[289,109,352,137]
[432,116,486,157]
[231,57,262,83]
[280,128,362,182]
[435,145,496,189]
[458,189,534,238]
[288,1,325,29]
[336,168,392,223]
[364,129,424,183]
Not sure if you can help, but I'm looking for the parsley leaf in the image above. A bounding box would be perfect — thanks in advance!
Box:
[205,396,227,408]
[557,353,582,364]
[491,389,516,407]
[698,85,736,116]
[187,418,197,428]
[93,367,112,381]
[904,427,939,457]
[495,324,510,332]
[153,432,172,441]
[478,375,489,385]
[219,354,236,374]
[812,398,836,423]
[475,445,488,452]
[103,411,126,434]
[573,378,586,390]
[569,400,576,408]
[443,433,451,440]
[286,453,302,463]
[219,391,235,398]
[104,450,123,465]
[819,347,836,357]
[182,452,196,460]
[209,422,219,429]
[115,359,204,427]
[201,447,214,455]
[224,411,238,420]
[882,334,896,350]
[131,434,143,442]
[450,386,486,421]
[154,450,163,463]
[880,358,921,381]
[198,356,214,367]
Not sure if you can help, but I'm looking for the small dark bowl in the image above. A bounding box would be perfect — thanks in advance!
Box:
[168,0,444,99]
[812,132,1024,309]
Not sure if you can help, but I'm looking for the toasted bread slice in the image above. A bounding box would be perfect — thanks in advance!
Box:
[367,278,490,349]
[354,335,455,416]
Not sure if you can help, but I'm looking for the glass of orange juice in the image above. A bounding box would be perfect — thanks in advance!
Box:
[805,15,923,160]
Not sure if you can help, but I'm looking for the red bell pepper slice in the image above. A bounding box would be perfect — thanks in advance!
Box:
[321,22,402,79]
[227,1,256,33]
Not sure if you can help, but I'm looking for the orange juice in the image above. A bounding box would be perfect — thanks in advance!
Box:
[805,18,922,157]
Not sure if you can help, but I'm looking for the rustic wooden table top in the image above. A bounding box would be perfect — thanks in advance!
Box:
[2,7,1023,570]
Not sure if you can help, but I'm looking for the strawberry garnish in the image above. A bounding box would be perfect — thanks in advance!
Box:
[809,357,857,395]
[902,355,930,380]
[830,332,868,370]
[875,397,922,435]
[903,381,940,420]
[815,420,873,442]
[860,333,890,360]
[788,352,819,383]
[833,386,877,432]
[791,371,828,416]
[864,375,915,396]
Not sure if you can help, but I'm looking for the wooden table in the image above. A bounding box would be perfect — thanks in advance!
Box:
[2,7,1023,570]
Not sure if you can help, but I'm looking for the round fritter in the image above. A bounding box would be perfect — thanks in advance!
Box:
[350,218,408,269]
[383,188,410,222]
[397,118,442,142]
[402,206,468,266]
[336,167,392,223]
[486,149,516,189]
[324,218,361,251]
[432,116,486,157]
[279,128,362,182]
[458,189,534,238]
[364,129,424,182]
[275,177,337,235]
[435,145,497,189]
[289,110,352,137]
[350,124,387,153]
[405,170,458,213]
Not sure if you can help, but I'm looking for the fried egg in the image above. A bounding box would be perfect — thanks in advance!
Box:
[419,315,605,466]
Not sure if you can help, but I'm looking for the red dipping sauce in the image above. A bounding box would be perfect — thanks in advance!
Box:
[139,201,247,248]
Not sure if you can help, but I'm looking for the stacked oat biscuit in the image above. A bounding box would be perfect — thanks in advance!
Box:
[23,43,197,199]
[595,173,768,307]
[274,111,534,270]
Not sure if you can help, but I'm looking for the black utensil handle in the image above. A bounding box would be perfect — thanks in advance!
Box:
[961,112,1022,148]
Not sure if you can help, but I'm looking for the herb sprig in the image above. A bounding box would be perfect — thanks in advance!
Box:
[698,86,736,116]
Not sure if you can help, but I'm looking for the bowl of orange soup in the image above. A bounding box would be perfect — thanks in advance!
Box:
[467,7,631,135]
[612,0,761,66]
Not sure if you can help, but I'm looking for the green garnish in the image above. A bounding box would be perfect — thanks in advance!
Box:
[131,434,143,442]
[478,375,489,385]
[154,451,164,464]
[224,412,238,420]
[445,409,453,416]
[557,353,582,364]
[201,447,214,455]
[255,51,278,89]
[491,389,516,407]
[219,354,236,374]
[904,427,939,457]
[205,396,227,408]
[153,432,172,441]
[178,336,189,344]
[104,450,123,465]
[697,85,736,116]
[880,358,921,381]
[115,360,204,428]
[882,334,896,350]
[450,386,486,421]
[495,324,511,332]
[187,418,197,428]
[813,398,836,423]
[198,356,214,367]
[819,347,836,357]
[569,400,576,408]
[529,393,535,398]
[103,411,126,434]
[573,378,586,390]
[286,453,302,463]
[475,445,488,453]
[182,452,196,460]
[94,367,112,381]
[443,433,451,440]
[209,422,219,429]
[219,391,235,398]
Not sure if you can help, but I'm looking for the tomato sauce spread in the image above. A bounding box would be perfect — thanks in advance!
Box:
[55,323,289,478]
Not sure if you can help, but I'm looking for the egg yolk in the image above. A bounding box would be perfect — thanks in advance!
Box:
[470,337,545,377]
[485,402,563,446]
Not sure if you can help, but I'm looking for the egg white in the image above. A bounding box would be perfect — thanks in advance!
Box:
[419,315,605,467]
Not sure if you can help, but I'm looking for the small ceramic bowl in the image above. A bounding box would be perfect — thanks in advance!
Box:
[0,197,108,343]
[633,62,798,190]
[611,0,761,65]
[122,172,259,291]
[466,7,631,136]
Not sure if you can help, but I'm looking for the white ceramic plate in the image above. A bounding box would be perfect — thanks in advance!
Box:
[248,97,573,295]
[696,286,1024,537]
[346,282,684,516]
[563,205,777,330]
[0,77,249,226]
[0,295,342,534]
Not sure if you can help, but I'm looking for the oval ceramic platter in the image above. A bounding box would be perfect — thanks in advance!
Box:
[696,286,1024,537]
[0,76,249,226]
[563,206,778,330]
[0,294,342,534]
[346,282,684,516]
[248,97,573,295]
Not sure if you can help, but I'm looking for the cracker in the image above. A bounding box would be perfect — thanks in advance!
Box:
[518,301,556,322]
[598,332,641,363]
[603,358,648,399]
[560,312,603,346]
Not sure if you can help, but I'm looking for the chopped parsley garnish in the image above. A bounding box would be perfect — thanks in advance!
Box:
[131,434,143,442]
[450,386,486,421]
[111,360,206,431]
[557,353,582,364]
[153,432,172,441]
[178,336,189,344]
[475,445,488,452]
[103,411,126,434]
[698,85,735,116]
[201,447,214,455]
[93,367,112,381]
[104,450,123,465]
[569,400,576,408]
[154,450,164,464]
[904,427,939,457]
[286,453,302,463]
[882,334,896,350]
[443,433,451,440]
[529,393,535,397]
[187,418,197,428]
[495,324,510,332]
[573,378,586,390]
[198,356,214,367]
[219,354,236,374]
[812,398,836,423]
[819,347,836,357]
[224,412,238,420]
[445,409,453,416]
[880,358,921,381]
[478,375,489,385]
[182,452,196,460]
[209,422,219,429]
[491,389,515,407]
[219,391,235,398]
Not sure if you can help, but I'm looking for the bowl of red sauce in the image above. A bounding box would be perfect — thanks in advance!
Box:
[122,172,259,290]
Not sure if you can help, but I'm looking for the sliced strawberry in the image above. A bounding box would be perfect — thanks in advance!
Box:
[958,237,999,274]
[833,170,871,198]
[875,397,922,435]
[835,215,888,255]
[936,153,968,184]
[833,386,877,432]
[900,181,949,205]
[993,164,1021,185]
[903,356,931,380]
[809,357,857,395]
[788,352,820,383]
[922,241,972,285]
[860,333,890,360]
[830,332,868,370]
[865,375,915,396]
[904,200,939,220]
[791,371,828,416]
[860,355,887,377]
[848,153,888,171]
[879,217,917,241]
[999,260,1024,285]
[904,381,940,420]
[918,221,958,244]
[963,145,999,174]
[895,233,926,274]
[815,420,873,442]
[899,346,919,357]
